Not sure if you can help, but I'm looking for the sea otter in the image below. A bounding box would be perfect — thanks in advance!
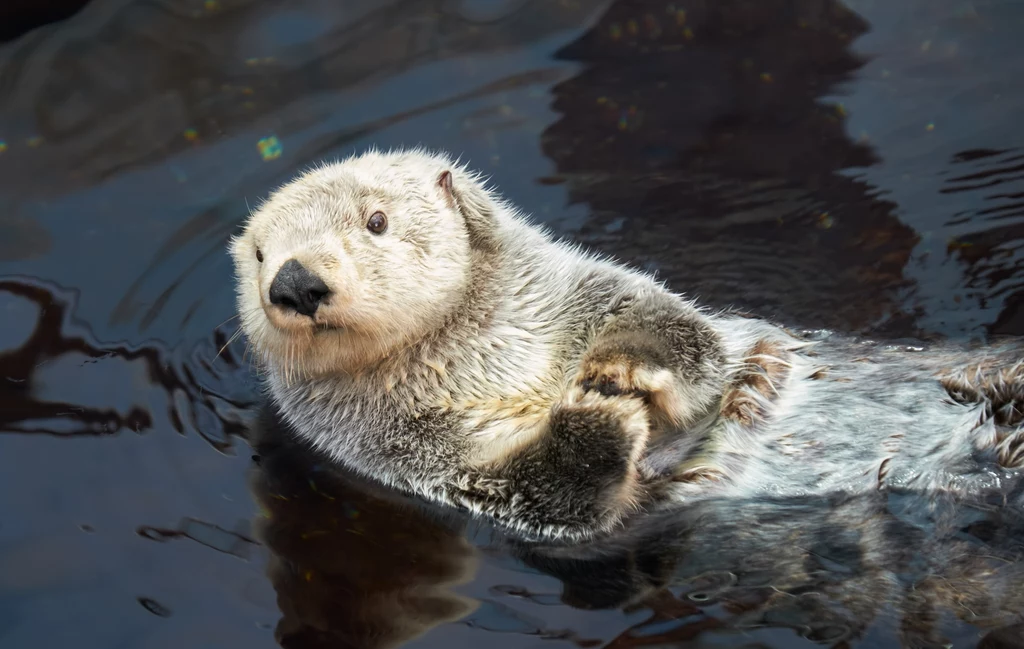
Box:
[229,147,1024,542]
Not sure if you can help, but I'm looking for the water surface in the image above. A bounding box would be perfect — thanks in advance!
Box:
[2,0,1024,647]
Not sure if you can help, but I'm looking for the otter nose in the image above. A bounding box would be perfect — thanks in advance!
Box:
[269,259,330,317]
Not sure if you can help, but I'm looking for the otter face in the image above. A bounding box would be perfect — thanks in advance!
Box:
[229,150,475,378]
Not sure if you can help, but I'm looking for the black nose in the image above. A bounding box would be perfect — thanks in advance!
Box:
[269,259,331,317]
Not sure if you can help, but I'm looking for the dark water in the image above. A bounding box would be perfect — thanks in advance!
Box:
[2,0,1024,647]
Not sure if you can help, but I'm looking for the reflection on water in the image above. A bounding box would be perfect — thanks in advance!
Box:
[251,409,1024,648]
[2,0,1024,647]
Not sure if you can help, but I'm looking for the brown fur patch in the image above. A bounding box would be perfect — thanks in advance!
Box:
[720,339,791,426]
[460,392,556,466]
[877,457,892,484]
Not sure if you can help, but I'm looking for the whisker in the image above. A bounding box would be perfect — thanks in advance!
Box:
[243,339,255,366]
[285,340,294,387]
[213,306,261,333]
[212,327,244,363]
[213,312,241,331]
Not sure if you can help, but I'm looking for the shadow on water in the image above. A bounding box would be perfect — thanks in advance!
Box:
[2,0,1024,647]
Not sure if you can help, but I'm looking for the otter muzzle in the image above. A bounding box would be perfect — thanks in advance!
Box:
[269,259,331,318]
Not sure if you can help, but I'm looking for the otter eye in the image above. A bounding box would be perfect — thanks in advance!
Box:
[256,248,264,263]
[367,211,388,235]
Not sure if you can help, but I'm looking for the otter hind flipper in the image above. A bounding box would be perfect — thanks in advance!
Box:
[939,357,1024,469]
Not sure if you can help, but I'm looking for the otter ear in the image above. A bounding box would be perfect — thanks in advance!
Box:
[438,169,454,198]
[437,169,497,251]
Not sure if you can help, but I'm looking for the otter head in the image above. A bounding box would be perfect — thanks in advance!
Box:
[229,148,495,378]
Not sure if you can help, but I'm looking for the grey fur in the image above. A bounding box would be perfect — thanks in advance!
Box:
[230,147,1024,543]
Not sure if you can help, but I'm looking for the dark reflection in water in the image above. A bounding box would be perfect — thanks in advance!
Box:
[0,276,253,445]
[251,408,1024,649]
[541,0,918,336]
[2,0,1024,647]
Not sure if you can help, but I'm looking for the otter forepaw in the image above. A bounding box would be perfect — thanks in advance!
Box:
[465,389,653,542]
[550,388,653,529]
[576,356,689,430]
[578,358,657,397]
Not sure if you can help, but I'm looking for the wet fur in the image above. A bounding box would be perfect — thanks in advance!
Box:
[230,147,1024,543]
